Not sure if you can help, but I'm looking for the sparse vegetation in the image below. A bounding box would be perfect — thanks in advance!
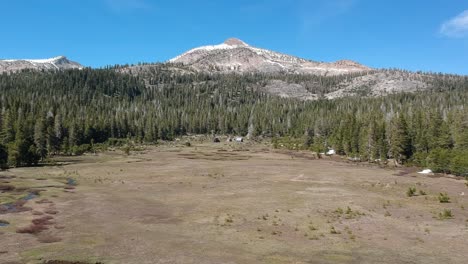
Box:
[16,216,53,234]
[309,235,319,240]
[438,209,454,220]
[438,193,451,203]
[224,215,233,224]
[37,234,62,243]
[407,187,417,197]
[2,144,468,263]
[330,226,341,234]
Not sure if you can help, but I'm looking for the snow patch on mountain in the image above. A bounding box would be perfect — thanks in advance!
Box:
[169,38,371,75]
[0,56,83,73]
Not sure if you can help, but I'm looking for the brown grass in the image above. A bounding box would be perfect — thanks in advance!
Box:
[37,234,62,243]
[16,223,49,234]
[36,199,53,204]
[16,216,54,234]
[31,215,54,225]
[44,209,59,215]
[43,260,103,264]
[0,184,15,191]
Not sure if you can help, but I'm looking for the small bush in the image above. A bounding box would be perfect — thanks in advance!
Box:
[438,193,451,203]
[16,224,48,234]
[407,187,417,197]
[334,208,344,214]
[438,209,453,219]
[32,216,54,226]
[224,215,233,223]
[419,190,427,196]
[0,184,15,191]
[44,209,59,215]
[330,226,341,234]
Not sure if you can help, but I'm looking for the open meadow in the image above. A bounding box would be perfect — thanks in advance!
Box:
[1,142,467,264]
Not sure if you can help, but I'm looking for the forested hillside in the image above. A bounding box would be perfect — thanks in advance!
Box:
[0,65,467,175]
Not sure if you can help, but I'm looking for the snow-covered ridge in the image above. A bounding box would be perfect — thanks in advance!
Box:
[169,38,308,64]
[169,43,237,62]
[2,56,67,63]
[169,38,371,75]
[0,56,83,73]
[169,38,250,62]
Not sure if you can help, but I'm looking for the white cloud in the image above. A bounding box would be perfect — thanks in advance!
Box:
[440,10,468,38]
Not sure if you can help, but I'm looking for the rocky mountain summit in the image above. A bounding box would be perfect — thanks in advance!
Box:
[0,56,83,73]
[169,38,371,75]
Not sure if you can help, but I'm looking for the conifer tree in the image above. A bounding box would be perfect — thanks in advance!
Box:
[389,114,412,164]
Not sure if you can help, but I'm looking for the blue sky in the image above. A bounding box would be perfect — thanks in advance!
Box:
[1,0,467,74]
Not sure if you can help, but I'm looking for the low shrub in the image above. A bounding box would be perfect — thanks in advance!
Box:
[438,193,450,203]
[438,209,453,219]
[407,187,417,197]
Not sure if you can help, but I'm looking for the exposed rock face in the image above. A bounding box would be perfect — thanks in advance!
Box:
[0,56,83,73]
[169,38,372,75]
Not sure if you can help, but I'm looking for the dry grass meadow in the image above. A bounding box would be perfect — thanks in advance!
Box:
[1,142,467,264]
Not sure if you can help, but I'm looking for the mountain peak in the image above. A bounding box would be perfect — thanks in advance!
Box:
[0,55,83,73]
[224,38,248,47]
[170,39,371,75]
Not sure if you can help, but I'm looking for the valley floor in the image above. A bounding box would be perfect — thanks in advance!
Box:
[0,143,467,264]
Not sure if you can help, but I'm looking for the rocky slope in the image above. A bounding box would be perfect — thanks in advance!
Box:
[0,56,83,73]
[119,39,467,100]
[169,38,371,75]
[260,70,432,100]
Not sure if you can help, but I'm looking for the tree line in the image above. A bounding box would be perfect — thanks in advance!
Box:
[0,65,467,175]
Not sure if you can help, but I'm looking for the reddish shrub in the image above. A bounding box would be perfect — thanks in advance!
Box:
[44,209,59,215]
[16,224,49,234]
[32,216,54,225]
[16,215,55,234]
[0,184,15,191]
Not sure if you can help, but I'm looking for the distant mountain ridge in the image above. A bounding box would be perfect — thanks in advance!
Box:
[0,56,83,73]
[169,38,372,75]
[2,39,466,101]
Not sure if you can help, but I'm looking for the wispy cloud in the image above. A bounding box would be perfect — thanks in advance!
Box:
[104,0,152,13]
[300,0,357,31]
[440,10,468,38]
